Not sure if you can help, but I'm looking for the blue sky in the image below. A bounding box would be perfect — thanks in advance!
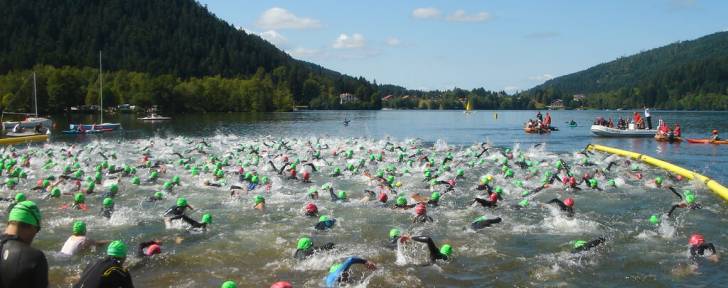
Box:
[199,0,727,92]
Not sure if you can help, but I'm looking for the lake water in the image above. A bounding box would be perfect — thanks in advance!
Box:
[15,110,728,287]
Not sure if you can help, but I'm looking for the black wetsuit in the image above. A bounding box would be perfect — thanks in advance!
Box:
[385,237,400,250]
[547,199,574,217]
[472,198,497,208]
[412,236,448,261]
[470,217,502,230]
[315,220,336,231]
[690,243,716,259]
[74,257,134,288]
[100,207,114,219]
[413,214,433,223]
[164,205,202,227]
[667,203,701,217]
[293,243,335,260]
[572,237,605,253]
[0,235,48,288]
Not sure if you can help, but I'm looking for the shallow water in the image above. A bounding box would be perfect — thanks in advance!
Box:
[6,110,728,287]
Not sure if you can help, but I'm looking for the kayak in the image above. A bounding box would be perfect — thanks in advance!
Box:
[69,123,122,130]
[569,123,577,128]
[686,138,728,144]
[0,134,48,145]
[654,134,682,143]
[62,129,112,134]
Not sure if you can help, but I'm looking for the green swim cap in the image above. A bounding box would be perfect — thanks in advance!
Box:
[297,237,313,250]
[589,179,598,188]
[50,187,61,198]
[396,196,407,206]
[518,199,529,207]
[103,197,114,207]
[431,192,441,202]
[107,240,127,258]
[163,181,173,190]
[389,228,401,239]
[72,220,86,235]
[251,175,259,184]
[215,169,224,178]
[18,171,27,179]
[172,176,180,184]
[319,215,329,222]
[221,281,237,288]
[131,176,141,185]
[254,195,265,205]
[494,187,504,194]
[154,191,164,199]
[505,169,514,178]
[94,171,102,182]
[110,183,119,193]
[42,179,50,188]
[514,180,524,188]
[649,214,660,225]
[685,194,696,204]
[6,178,17,187]
[337,191,347,200]
[424,170,431,178]
[191,167,199,176]
[655,177,663,185]
[329,263,343,273]
[14,193,26,202]
[177,197,188,207]
[630,164,639,171]
[573,240,587,249]
[201,213,212,224]
[261,176,268,184]
[386,175,395,184]
[74,193,85,203]
[607,179,616,187]
[440,244,453,256]
[150,171,159,179]
[8,201,41,228]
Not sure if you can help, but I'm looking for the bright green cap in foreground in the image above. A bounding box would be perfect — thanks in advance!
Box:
[8,201,41,228]
[389,228,401,239]
[176,197,187,207]
[649,214,660,225]
[573,240,587,249]
[440,244,453,256]
[107,240,128,258]
[297,237,313,250]
[103,197,114,207]
[221,281,237,288]
[72,220,86,235]
[201,213,212,224]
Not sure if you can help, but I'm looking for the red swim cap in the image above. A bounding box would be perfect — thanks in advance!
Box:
[305,203,318,214]
[36,179,44,187]
[238,166,244,174]
[290,169,297,177]
[561,176,569,184]
[488,193,498,202]
[377,192,388,203]
[270,282,293,288]
[676,175,684,181]
[282,156,289,162]
[564,198,574,207]
[583,173,591,180]
[689,233,705,246]
[448,179,456,186]
[145,244,161,256]
[302,171,310,181]
[415,203,426,215]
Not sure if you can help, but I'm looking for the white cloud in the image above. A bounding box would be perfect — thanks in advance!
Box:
[529,74,554,82]
[259,30,288,47]
[447,10,491,22]
[412,7,441,19]
[332,33,366,49]
[385,37,401,47]
[286,47,321,58]
[256,7,321,30]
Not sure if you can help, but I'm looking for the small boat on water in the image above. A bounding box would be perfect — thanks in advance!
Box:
[62,128,112,135]
[138,113,172,121]
[0,134,48,145]
[2,72,53,130]
[686,138,728,144]
[654,134,682,143]
[70,51,121,131]
[591,125,657,137]
[524,126,550,134]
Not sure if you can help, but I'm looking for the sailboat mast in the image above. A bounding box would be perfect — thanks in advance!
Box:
[33,72,38,117]
[99,51,103,124]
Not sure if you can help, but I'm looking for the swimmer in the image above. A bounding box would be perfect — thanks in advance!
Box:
[385,228,402,249]
[60,221,109,256]
[472,193,498,208]
[412,203,433,223]
[470,216,502,230]
[137,240,162,257]
[547,197,575,217]
[324,256,376,287]
[688,233,719,262]
[666,187,701,217]
[393,196,416,209]
[399,235,452,262]
[253,195,265,210]
[74,240,134,288]
[571,237,605,253]
[100,198,115,219]
[315,215,336,231]
[0,201,48,287]
[163,197,196,226]
[304,203,318,217]
[146,192,165,202]
[294,237,334,260]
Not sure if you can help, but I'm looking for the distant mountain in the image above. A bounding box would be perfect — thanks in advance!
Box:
[0,0,380,112]
[525,32,728,110]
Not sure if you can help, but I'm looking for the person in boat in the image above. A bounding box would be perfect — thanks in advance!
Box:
[324,256,377,287]
[543,112,552,128]
[710,129,720,141]
[688,233,719,262]
[617,117,626,129]
[673,123,682,137]
[398,235,453,262]
[34,124,43,134]
[536,111,543,122]
[607,118,614,128]
[644,106,652,130]
[569,120,577,126]
[293,237,334,260]
[60,221,109,256]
